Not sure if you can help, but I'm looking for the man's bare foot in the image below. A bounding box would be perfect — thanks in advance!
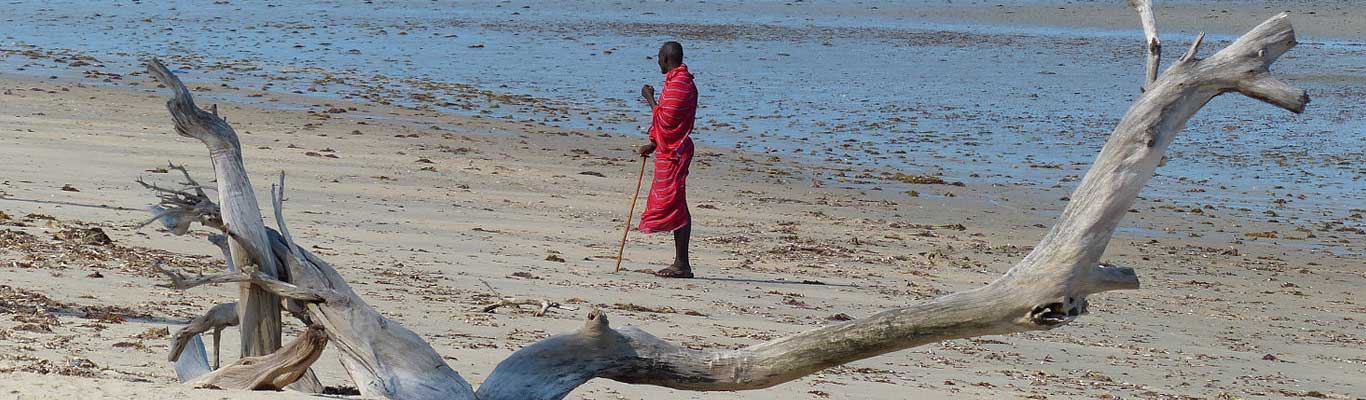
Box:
[654,265,693,278]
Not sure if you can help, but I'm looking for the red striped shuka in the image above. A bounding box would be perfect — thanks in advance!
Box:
[638,64,698,234]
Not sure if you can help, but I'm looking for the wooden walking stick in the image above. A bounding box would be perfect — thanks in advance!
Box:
[614,157,648,273]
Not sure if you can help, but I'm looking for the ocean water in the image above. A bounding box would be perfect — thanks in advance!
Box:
[2,0,1361,226]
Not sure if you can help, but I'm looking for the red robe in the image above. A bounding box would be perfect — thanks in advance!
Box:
[638,64,697,234]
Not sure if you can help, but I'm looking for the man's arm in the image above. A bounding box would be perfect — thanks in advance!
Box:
[639,84,658,157]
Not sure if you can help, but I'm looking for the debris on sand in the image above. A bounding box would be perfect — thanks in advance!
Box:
[0,357,99,377]
[611,303,675,314]
[509,271,541,280]
[890,222,966,231]
[2,226,216,274]
[53,227,112,245]
[828,313,854,321]
[889,173,964,186]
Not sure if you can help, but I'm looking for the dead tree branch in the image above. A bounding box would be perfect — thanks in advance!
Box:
[169,302,238,369]
[476,280,577,316]
[475,14,1308,400]
[187,326,329,391]
[1130,0,1161,89]
[153,262,325,302]
[148,59,284,357]
[479,299,576,317]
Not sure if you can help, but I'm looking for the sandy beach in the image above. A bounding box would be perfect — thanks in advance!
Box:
[1,1,1363,399]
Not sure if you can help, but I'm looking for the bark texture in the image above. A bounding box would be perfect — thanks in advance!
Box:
[187,326,328,390]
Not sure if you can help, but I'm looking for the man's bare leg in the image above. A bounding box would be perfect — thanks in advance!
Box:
[655,223,693,278]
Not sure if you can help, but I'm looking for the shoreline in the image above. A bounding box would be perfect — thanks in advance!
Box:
[3,1,1362,219]
[2,63,1362,400]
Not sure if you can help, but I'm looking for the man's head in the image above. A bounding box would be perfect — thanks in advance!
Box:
[657,41,683,74]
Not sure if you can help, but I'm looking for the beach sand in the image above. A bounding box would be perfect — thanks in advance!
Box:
[0,62,1361,400]
[1,0,1364,398]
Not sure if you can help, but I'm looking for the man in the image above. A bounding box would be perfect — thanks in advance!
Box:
[637,41,698,278]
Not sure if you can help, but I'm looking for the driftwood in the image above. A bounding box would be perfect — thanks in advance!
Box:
[477,280,577,316]
[479,298,576,317]
[187,326,328,390]
[1130,0,1161,89]
[146,61,284,357]
[169,302,238,369]
[477,12,1308,400]
[139,10,1307,400]
[146,59,476,399]
[137,163,222,236]
[174,333,213,382]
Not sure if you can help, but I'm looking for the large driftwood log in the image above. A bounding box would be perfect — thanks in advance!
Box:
[475,13,1307,400]
[147,61,283,357]
[142,11,1307,400]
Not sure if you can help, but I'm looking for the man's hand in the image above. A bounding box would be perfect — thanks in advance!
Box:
[638,142,656,157]
[641,84,655,102]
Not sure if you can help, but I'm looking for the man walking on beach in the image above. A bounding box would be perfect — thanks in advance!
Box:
[638,41,698,278]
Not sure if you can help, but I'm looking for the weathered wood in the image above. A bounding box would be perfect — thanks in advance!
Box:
[137,113,477,397]
[147,60,283,357]
[169,302,238,370]
[153,262,324,303]
[1130,0,1161,88]
[479,298,575,316]
[137,162,222,235]
[477,280,576,316]
[174,335,213,382]
[261,181,476,399]
[476,14,1307,400]
[156,271,323,393]
[187,326,328,391]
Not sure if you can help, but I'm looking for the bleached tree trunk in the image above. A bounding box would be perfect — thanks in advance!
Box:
[146,62,283,357]
[142,11,1307,400]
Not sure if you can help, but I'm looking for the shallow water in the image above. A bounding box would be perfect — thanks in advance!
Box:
[2,0,1361,226]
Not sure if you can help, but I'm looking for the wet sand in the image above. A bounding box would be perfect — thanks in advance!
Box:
[3,0,1363,229]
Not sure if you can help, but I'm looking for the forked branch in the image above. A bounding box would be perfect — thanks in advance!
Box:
[476,13,1308,400]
